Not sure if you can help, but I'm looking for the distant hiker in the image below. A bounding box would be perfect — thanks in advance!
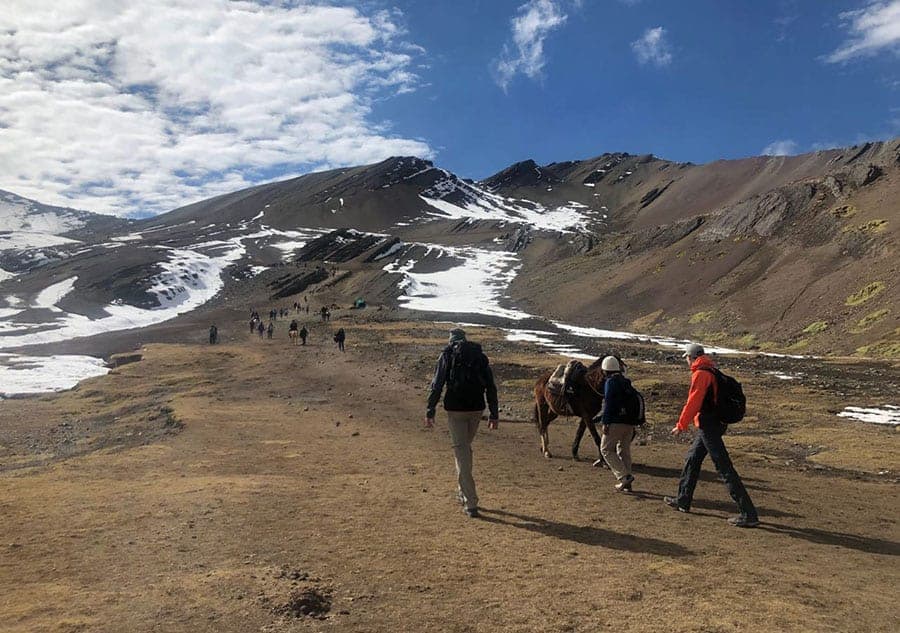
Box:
[249,318,257,334]
[209,325,218,345]
[334,327,346,352]
[267,321,274,339]
[425,328,499,518]
[665,343,759,528]
[257,321,265,338]
[299,325,308,345]
[320,306,328,322]
[288,319,299,344]
[597,356,642,492]
[306,305,309,314]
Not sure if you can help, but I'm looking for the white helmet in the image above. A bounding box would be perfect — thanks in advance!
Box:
[600,356,622,372]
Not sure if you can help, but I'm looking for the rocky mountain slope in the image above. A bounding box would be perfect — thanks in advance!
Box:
[0,139,897,360]
[496,141,899,357]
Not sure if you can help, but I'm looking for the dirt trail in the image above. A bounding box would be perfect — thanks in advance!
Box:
[0,314,898,632]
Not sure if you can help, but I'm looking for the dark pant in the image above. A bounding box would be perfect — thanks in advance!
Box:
[676,423,757,520]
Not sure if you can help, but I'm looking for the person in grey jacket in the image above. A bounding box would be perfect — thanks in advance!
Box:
[425,328,499,518]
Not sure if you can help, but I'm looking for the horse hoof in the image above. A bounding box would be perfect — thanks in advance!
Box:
[543,452,552,459]
[572,455,580,462]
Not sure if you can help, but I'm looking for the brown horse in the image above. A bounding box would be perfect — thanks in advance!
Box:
[532,357,612,461]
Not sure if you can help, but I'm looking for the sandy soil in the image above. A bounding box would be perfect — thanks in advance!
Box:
[0,309,898,632]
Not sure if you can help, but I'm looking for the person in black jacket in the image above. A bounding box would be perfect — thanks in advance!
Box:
[425,328,499,518]
[596,356,638,492]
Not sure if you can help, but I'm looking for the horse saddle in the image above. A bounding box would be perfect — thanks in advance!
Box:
[545,360,587,416]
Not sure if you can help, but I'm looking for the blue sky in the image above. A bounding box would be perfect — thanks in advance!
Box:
[0,0,898,215]
[379,0,900,179]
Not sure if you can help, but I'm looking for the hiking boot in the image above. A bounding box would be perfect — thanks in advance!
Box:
[465,507,480,518]
[615,475,634,492]
[664,496,689,513]
[727,515,760,528]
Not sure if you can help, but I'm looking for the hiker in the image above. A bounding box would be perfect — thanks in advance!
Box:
[597,356,640,492]
[334,327,345,352]
[665,343,759,528]
[320,306,327,322]
[299,325,308,345]
[257,321,265,338]
[267,321,274,339]
[249,318,256,334]
[209,324,218,345]
[425,328,499,518]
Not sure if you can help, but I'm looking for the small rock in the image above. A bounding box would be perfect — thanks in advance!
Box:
[351,431,360,437]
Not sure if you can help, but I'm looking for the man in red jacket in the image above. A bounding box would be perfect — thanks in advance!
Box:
[664,343,759,528]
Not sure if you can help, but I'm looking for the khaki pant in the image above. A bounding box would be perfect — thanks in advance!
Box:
[447,410,482,511]
[600,423,635,481]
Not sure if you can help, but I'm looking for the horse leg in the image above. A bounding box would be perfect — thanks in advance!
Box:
[534,400,554,459]
[571,420,586,461]
[585,417,606,466]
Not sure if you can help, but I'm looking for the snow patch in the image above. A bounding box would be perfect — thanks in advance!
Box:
[418,172,596,233]
[837,405,900,426]
[383,244,530,320]
[33,276,77,310]
[0,231,79,250]
[0,353,109,396]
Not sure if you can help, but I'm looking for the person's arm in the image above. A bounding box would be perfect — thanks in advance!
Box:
[425,352,448,423]
[483,358,499,428]
[600,377,617,425]
[674,370,713,432]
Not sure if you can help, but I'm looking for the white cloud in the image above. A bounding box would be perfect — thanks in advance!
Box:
[762,139,799,156]
[827,0,900,63]
[0,1,433,216]
[631,26,673,67]
[493,0,569,91]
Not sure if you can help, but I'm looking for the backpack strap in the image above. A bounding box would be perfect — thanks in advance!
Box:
[696,367,720,405]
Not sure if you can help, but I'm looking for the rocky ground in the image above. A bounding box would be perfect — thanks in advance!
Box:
[0,295,898,632]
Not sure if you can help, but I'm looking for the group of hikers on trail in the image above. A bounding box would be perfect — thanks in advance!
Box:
[240,306,346,351]
[425,328,759,528]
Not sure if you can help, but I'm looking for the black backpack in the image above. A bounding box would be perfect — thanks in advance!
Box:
[701,368,746,424]
[623,383,646,425]
[447,342,485,396]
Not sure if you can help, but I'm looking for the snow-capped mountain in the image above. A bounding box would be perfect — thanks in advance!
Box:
[0,137,897,387]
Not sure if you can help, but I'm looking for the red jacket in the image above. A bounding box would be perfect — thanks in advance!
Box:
[675,355,718,431]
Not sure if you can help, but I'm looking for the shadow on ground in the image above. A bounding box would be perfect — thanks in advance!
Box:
[478,508,694,558]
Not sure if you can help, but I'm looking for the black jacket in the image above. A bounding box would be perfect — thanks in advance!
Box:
[426,341,499,418]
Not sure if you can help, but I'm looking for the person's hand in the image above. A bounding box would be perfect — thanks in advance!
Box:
[670,425,683,436]
[488,418,498,430]
[424,417,434,429]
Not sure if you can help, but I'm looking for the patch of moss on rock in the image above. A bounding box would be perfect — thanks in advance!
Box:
[689,311,715,324]
[802,321,828,335]
[855,340,900,359]
[846,282,885,306]
[631,309,664,331]
[850,309,890,333]
[831,204,856,218]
